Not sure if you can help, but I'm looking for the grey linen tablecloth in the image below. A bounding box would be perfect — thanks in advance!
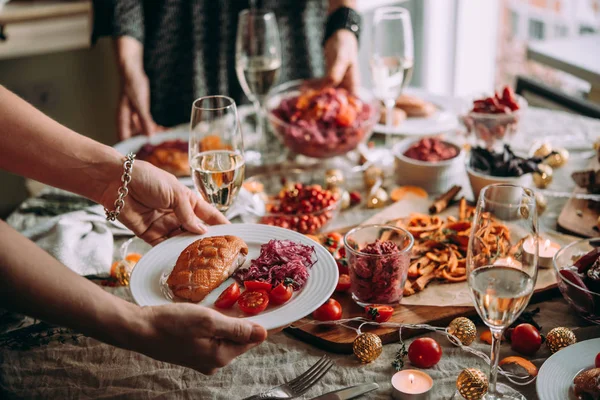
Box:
[1,107,600,399]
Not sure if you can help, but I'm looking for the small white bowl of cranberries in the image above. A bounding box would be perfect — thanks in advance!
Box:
[241,169,342,235]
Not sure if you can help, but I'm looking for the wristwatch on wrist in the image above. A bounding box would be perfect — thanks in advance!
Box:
[323,6,362,46]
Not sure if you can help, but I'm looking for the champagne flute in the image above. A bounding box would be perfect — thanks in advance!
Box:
[235,8,282,160]
[189,96,245,213]
[370,7,414,165]
[466,184,539,400]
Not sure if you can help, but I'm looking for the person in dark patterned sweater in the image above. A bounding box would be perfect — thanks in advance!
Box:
[93,0,362,140]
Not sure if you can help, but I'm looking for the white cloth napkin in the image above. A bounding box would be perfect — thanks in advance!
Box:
[225,187,266,221]
[15,205,132,276]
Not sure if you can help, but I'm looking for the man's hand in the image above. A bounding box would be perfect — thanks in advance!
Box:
[324,29,360,93]
[136,304,267,375]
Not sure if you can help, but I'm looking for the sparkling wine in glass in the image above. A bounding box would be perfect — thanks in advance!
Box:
[190,96,245,213]
[235,8,282,161]
[370,7,413,163]
[466,184,539,400]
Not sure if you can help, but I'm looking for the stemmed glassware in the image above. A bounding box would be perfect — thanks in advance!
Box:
[466,184,539,400]
[370,6,414,165]
[189,95,245,213]
[235,8,282,162]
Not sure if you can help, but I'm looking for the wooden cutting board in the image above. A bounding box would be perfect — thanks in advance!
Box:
[557,158,599,238]
[284,282,558,354]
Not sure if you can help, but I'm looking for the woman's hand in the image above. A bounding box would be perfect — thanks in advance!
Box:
[134,304,267,374]
[324,29,360,93]
[102,160,229,245]
[115,36,162,140]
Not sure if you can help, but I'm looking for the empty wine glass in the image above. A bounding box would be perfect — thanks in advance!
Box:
[189,96,245,213]
[235,8,282,162]
[370,6,414,165]
[466,184,539,400]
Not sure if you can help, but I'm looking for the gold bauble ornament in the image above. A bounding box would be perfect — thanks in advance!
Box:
[366,187,389,209]
[456,368,488,400]
[325,169,345,189]
[353,333,383,363]
[363,166,384,189]
[448,317,477,346]
[535,191,547,215]
[532,142,553,159]
[533,164,553,189]
[546,327,576,353]
[545,148,569,168]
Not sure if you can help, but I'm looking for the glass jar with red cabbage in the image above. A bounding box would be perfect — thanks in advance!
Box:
[344,225,414,306]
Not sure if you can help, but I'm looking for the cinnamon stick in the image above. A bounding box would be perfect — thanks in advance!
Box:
[429,185,461,214]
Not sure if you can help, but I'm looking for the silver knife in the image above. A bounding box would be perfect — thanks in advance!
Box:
[309,383,379,400]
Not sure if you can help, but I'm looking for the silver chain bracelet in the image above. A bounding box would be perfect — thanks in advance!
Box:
[105,153,136,221]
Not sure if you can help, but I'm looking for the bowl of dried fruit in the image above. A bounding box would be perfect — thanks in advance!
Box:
[240,169,342,235]
[266,80,380,159]
[461,86,528,149]
[553,238,600,324]
[393,137,465,194]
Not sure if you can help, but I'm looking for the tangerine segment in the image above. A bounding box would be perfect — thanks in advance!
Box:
[125,253,143,264]
[390,186,428,202]
[499,356,538,377]
[480,330,492,345]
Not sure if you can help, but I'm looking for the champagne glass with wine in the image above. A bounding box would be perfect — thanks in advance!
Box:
[190,96,245,213]
[466,184,539,400]
[370,7,413,165]
[235,8,282,162]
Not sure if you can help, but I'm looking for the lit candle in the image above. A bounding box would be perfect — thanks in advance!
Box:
[522,237,560,268]
[392,369,433,399]
[493,255,523,269]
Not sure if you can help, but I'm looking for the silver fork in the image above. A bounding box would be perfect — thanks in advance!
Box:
[243,355,334,400]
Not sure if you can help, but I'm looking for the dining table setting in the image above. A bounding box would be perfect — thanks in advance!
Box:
[2,5,600,400]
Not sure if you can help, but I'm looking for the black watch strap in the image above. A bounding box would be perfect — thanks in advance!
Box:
[323,6,362,46]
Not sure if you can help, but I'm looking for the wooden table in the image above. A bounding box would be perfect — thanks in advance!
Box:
[527,35,600,103]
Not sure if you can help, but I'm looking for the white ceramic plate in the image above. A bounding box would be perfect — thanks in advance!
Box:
[129,223,339,330]
[536,338,600,400]
[375,88,461,136]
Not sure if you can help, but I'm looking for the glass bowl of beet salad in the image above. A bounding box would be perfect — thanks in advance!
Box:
[344,225,414,307]
[266,80,380,159]
[553,238,600,324]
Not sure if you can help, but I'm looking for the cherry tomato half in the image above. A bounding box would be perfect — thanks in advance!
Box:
[365,305,394,323]
[313,298,342,321]
[214,282,241,309]
[510,323,542,356]
[270,282,294,305]
[596,352,600,368]
[408,337,442,368]
[335,274,351,292]
[244,280,272,292]
[238,290,269,315]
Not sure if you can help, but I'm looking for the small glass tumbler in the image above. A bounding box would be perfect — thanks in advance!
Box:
[344,225,414,306]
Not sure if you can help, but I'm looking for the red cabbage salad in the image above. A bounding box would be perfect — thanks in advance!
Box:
[233,240,316,290]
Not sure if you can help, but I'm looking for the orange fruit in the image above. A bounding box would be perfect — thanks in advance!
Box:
[390,186,428,202]
[499,356,538,377]
[125,253,143,264]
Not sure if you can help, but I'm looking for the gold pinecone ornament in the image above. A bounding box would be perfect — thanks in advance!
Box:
[353,333,383,363]
[546,327,576,354]
[325,169,345,189]
[545,148,569,168]
[448,317,477,346]
[533,164,553,189]
[456,368,488,400]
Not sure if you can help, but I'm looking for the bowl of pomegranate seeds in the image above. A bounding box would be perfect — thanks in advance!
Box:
[266,80,380,159]
[461,86,528,149]
[241,169,342,235]
[392,137,465,194]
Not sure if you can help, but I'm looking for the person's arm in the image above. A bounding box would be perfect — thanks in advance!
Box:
[0,86,228,243]
[324,0,360,93]
[0,220,266,374]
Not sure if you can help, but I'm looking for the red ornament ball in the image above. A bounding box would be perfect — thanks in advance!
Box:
[408,337,442,368]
